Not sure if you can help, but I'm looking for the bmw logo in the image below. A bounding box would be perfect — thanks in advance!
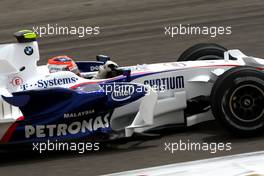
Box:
[24,46,34,56]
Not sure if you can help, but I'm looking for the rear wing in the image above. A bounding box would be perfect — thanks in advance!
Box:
[0,30,40,121]
[0,41,39,75]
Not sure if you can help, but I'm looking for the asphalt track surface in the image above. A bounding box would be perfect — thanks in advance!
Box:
[0,0,264,175]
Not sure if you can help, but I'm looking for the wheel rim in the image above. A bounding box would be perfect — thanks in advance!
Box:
[229,84,264,123]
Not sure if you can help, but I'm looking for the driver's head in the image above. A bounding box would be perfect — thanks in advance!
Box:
[47,55,80,75]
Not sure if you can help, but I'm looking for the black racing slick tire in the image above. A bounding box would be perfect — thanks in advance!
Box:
[210,66,264,136]
[178,43,227,61]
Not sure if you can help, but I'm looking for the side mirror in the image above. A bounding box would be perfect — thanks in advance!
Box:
[96,55,110,63]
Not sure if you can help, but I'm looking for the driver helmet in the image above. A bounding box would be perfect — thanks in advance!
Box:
[47,55,80,75]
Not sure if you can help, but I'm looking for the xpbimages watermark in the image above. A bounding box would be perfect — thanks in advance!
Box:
[32,140,100,154]
[32,24,100,38]
[164,24,232,38]
[164,140,232,154]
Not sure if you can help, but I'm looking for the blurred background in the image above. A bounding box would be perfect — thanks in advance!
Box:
[1,0,263,65]
[0,0,264,175]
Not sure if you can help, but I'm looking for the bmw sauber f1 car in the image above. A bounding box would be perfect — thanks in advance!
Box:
[0,30,263,145]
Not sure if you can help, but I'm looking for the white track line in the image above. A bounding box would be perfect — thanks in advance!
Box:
[106,151,264,176]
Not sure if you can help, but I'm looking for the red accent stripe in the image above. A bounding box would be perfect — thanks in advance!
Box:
[17,116,24,121]
[191,64,240,68]
[1,116,24,143]
[70,64,263,89]
[185,64,264,70]
[70,71,151,89]
[70,81,99,89]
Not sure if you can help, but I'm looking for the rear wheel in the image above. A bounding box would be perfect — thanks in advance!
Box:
[210,66,264,136]
[178,43,227,61]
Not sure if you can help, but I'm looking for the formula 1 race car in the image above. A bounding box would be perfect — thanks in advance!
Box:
[0,30,263,145]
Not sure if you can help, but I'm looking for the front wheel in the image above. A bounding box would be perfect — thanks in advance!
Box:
[210,66,264,136]
[178,43,227,61]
